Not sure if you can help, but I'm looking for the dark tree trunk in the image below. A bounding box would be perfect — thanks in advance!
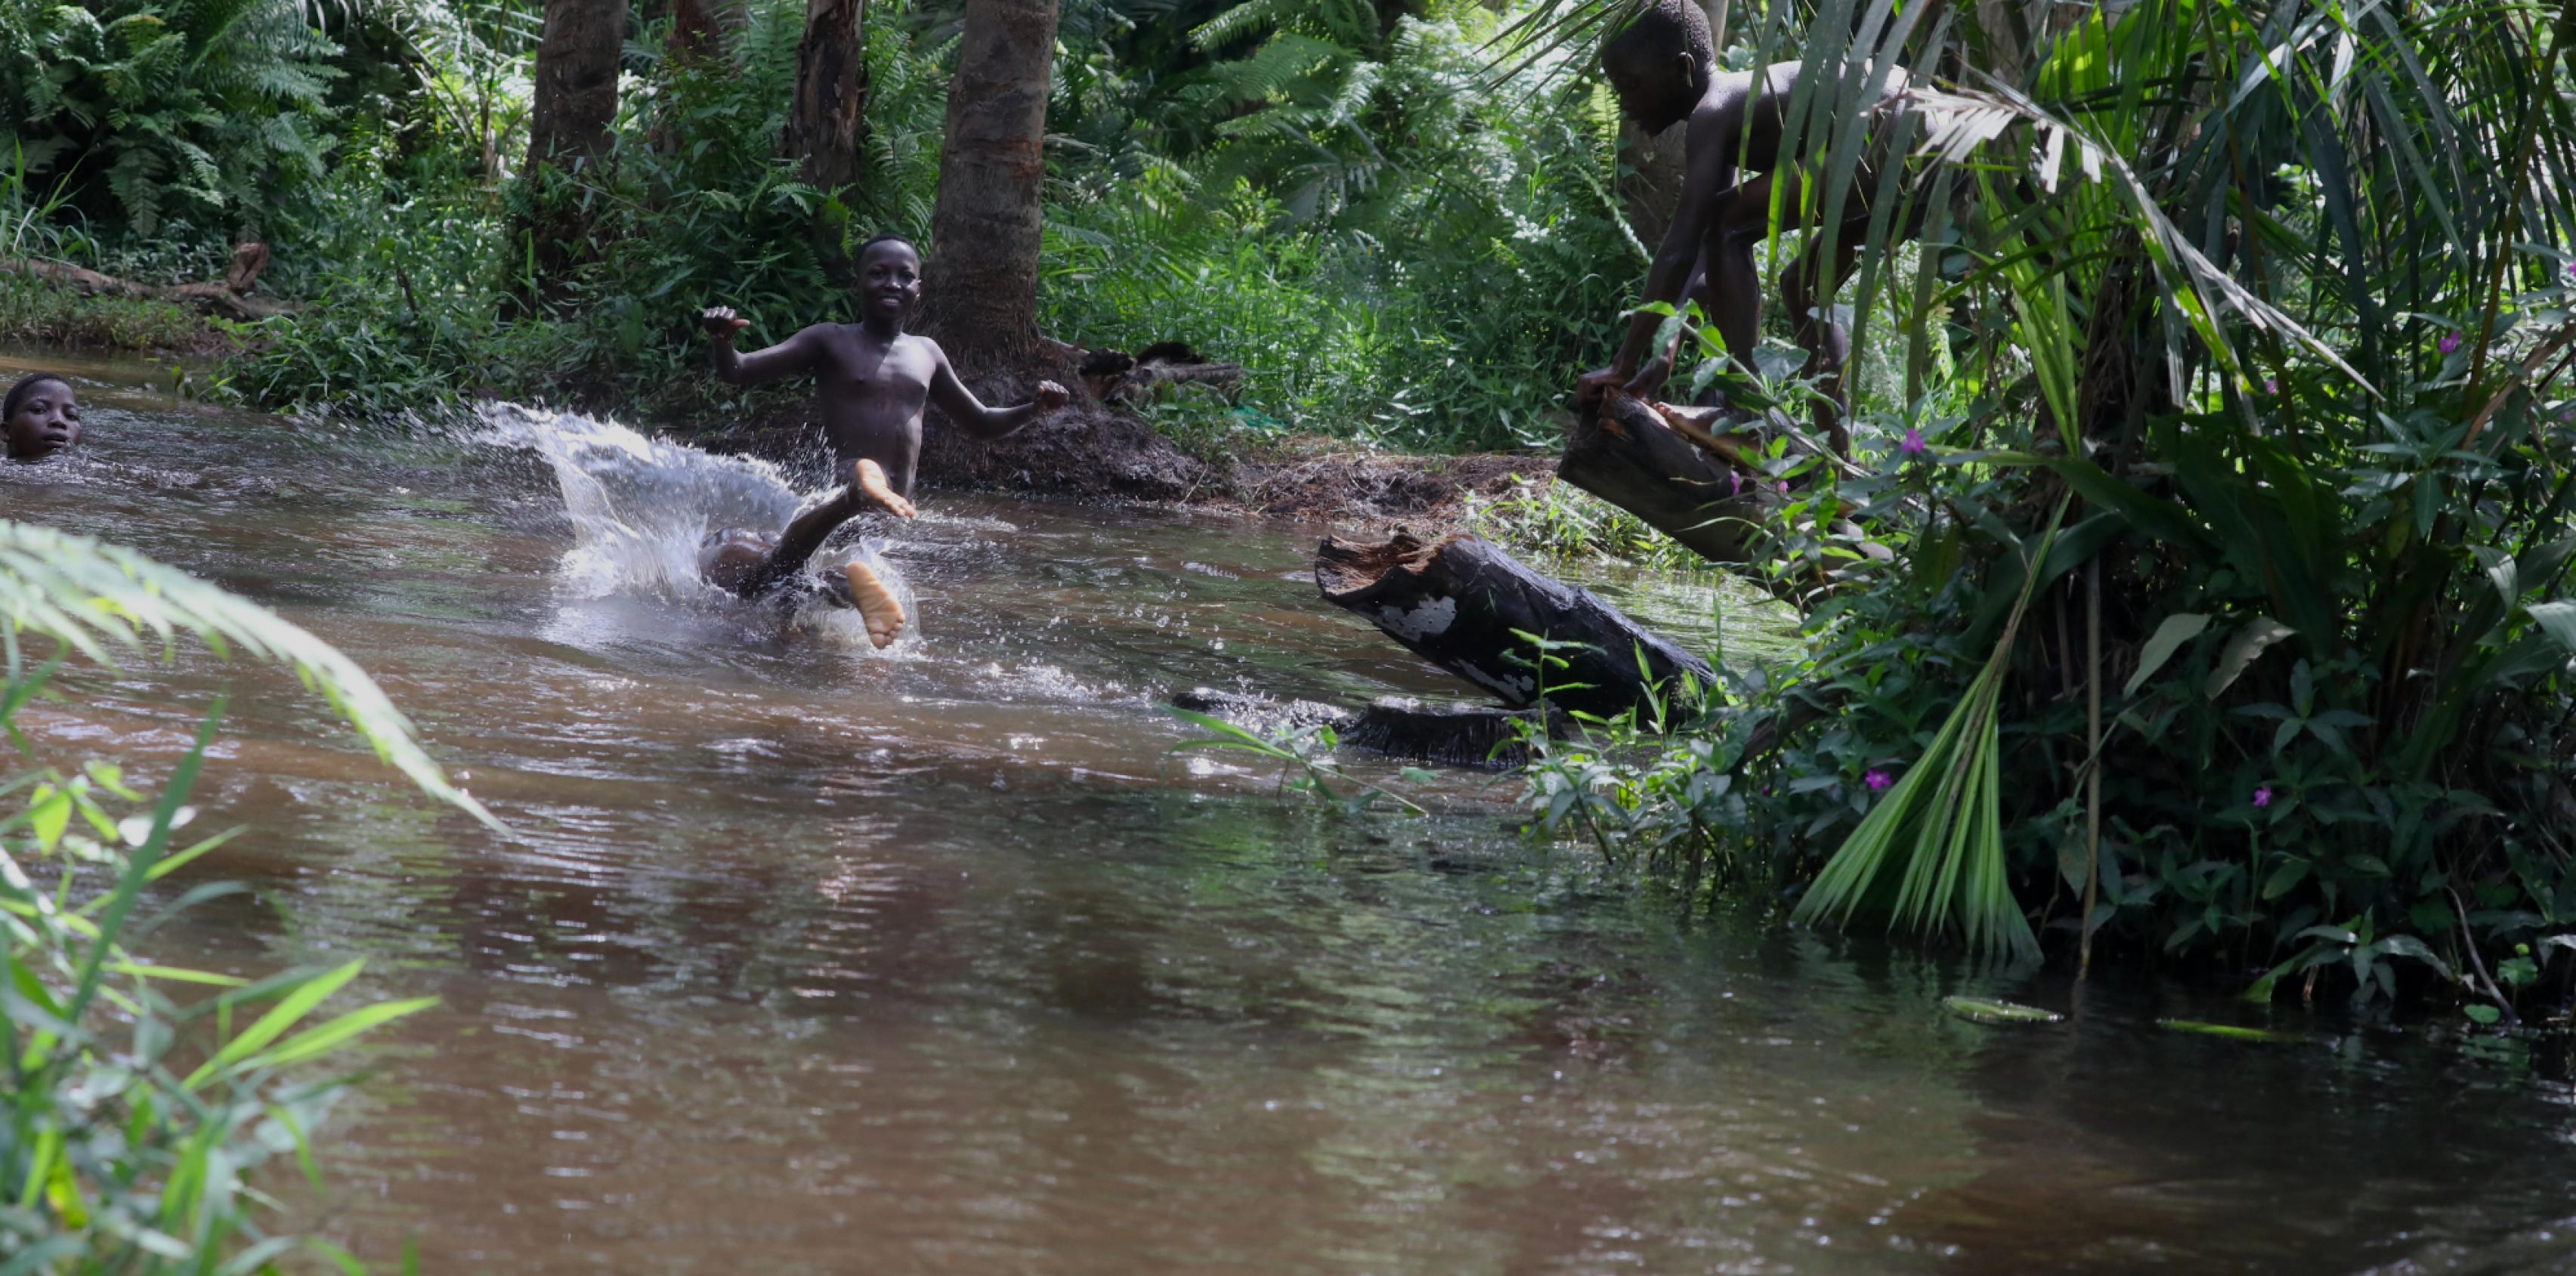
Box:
[1559,393,1768,565]
[922,0,1058,381]
[784,0,867,196]
[1316,530,1715,721]
[517,0,626,307]
[526,0,624,172]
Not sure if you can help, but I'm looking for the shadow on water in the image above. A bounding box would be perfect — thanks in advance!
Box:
[7,349,2576,1274]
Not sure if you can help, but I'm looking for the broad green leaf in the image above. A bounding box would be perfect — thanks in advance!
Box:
[2525,601,2576,653]
[2125,613,2210,697]
[2206,618,2297,699]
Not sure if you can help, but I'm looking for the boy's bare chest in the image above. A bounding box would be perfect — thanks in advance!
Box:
[814,332,933,399]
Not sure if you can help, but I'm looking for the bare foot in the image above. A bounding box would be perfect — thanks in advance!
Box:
[844,560,907,649]
[852,458,917,519]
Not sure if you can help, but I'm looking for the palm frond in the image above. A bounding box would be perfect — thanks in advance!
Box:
[0,522,501,830]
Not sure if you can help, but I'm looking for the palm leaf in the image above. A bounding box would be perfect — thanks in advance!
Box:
[0,522,499,830]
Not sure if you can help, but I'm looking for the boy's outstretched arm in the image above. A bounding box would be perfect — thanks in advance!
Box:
[925,340,1070,440]
[1579,110,1737,403]
[703,307,822,385]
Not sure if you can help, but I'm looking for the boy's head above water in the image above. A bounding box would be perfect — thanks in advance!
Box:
[2,374,80,461]
[1600,0,1715,134]
[855,234,923,325]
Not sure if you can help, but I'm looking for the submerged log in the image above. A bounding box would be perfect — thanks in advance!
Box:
[1171,687,1538,769]
[1315,530,1714,721]
[1559,390,1767,565]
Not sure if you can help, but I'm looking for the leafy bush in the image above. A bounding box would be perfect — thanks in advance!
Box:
[1499,0,2576,1014]
[0,522,493,1266]
[1,0,345,236]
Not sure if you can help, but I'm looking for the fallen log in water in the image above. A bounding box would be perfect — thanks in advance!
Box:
[1314,530,1713,721]
[1170,687,1537,768]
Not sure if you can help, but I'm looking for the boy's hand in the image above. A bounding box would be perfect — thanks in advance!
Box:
[700,306,750,342]
[1033,380,1071,412]
[1576,366,1625,406]
[1622,355,1673,400]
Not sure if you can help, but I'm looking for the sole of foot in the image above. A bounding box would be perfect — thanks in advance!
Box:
[855,458,917,519]
[845,561,907,650]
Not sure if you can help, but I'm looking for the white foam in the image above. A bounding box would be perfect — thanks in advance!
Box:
[480,402,917,650]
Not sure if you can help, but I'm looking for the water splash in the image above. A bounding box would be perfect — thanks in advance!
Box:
[480,403,917,648]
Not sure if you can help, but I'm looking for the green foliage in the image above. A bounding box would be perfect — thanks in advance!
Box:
[1047,5,1633,449]
[0,524,483,1267]
[0,0,345,236]
[1497,0,2576,1006]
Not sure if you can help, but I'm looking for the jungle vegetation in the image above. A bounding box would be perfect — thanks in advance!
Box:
[8,0,2576,1024]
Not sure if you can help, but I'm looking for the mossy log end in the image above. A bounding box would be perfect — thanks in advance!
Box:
[1560,391,1767,565]
[1315,528,1713,721]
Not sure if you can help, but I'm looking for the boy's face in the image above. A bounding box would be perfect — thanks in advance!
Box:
[858,243,923,322]
[5,380,79,460]
[1603,44,1702,134]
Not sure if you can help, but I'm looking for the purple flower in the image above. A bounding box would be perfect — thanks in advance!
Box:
[2565,261,2576,283]
[2439,332,2463,354]
[1728,469,1743,496]
[1776,480,1789,495]
[1864,768,1893,792]
[2252,785,2274,809]
[1898,427,1927,459]
[2265,378,2280,394]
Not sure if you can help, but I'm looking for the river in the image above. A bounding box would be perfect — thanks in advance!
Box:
[6,349,2574,1274]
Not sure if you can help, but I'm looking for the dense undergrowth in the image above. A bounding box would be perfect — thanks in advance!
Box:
[1478,0,2576,1019]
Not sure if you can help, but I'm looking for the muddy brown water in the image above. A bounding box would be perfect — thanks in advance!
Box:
[8,351,2576,1274]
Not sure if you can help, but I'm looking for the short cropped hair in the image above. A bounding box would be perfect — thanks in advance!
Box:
[2,374,69,423]
[1603,0,1714,68]
[857,233,918,260]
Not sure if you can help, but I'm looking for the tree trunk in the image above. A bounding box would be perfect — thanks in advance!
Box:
[784,0,867,195]
[1559,393,1768,565]
[517,0,626,307]
[922,0,1058,381]
[1316,530,1715,721]
[527,0,624,173]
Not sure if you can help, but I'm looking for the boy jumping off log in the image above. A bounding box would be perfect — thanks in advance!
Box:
[697,233,1069,647]
[1578,0,1922,456]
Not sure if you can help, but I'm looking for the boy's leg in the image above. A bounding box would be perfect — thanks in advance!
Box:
[739,459,912,596]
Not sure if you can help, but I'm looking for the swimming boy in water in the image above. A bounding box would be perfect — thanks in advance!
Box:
[697,234,1068,647]
[3,373,82,461]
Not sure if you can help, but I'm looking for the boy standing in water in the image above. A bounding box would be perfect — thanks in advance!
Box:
[695,234,1070,648]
